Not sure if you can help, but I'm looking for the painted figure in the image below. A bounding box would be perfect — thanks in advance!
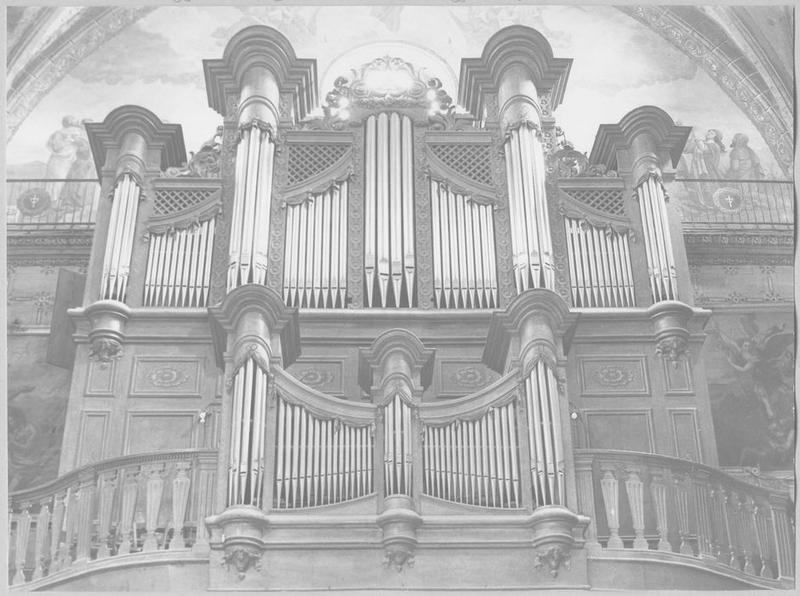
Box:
[727,133,764,179]
[688,128,726,178]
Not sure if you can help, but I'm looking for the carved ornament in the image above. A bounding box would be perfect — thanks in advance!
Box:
[592,366,634,387]
[655,336,690,367]
[89,337,123,366]
[221,545,262,581]
[161,126,222,178]
[534,544,571,578]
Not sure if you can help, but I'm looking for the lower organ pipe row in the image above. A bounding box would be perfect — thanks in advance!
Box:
[524,361,566,506]
[384,395,413,496]
[637,176,678,302]
[423,403,520,508]
[228,358,269,507]
[283,182,349,308]
[430,180,498,309]
[100,174,141,301]
[143,219,215,307]
[274,395,373,508]
[564,218,634,307]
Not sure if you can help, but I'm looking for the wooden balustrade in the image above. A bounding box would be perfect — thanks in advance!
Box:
[575,449,794,583]
[8,449,216,586]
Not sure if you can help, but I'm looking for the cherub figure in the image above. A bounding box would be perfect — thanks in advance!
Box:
[711,314,794,420]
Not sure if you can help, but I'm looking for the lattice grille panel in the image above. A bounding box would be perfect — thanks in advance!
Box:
[287,143,349,185]
[154,188,217,216]
[428,143,493,186]
[561,188,625,216]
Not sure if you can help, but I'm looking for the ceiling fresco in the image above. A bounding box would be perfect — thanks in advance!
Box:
[6,4,789,178]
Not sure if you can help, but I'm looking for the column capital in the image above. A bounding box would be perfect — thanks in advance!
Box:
[208,284,300,371]
[86,105,186,180]
[459,25,572,120]
[483,288,576,374]
[204,25,317,124]
[358,329,435,399]
[589,106,691,182]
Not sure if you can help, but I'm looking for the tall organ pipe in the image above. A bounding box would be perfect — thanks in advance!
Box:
[100,173,142,301]
[503,125,554,293]
[228,123,274,290]
[637,175,678,302]
[364,113,416,307]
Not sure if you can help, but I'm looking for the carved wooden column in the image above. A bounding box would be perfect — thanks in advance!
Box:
[589,106,692,306]
[204,25,317,293]
[460,26,571,294]
[359,329,433,571]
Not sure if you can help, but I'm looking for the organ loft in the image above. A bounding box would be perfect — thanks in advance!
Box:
[7,24,794,592]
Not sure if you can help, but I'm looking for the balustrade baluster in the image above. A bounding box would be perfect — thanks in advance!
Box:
[769,498,794,580]
[33,501,51,580]
[12,504,32,585]
[600,465,623,548]
[118,470,139,554]
[624,467,648,550]
[672,473,694,555]
[754,503,776,579]
[692,473,714,559]
[193,464,214,552]
[735,494,755,575]
[649,469,671,552]
[717,487,734,566]
[143,465,165,551]
[75,475,95,563]
[96,471,117,559]
[48,492,66,573]
[170,462,192,549]
[574,458,599,550]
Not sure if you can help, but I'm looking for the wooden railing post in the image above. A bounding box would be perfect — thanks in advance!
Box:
[142,464,165,552]
[691,471,714,559]
[48,492,66,573]
[170,462,192,550]
[599,464,623,548]
[33,500,51,580]
[754,502,776,579]
[117,469,139,555]
[96,470,117,559]
[624,466,648,550]
[74,473,96,563]
[12,503,32,585]
[649,468,671,552]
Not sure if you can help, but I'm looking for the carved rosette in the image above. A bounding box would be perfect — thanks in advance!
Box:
[347,122,365,307]
[414,123,434,309]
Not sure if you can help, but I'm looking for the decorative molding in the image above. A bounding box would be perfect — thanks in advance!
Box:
[534,544,571,578]
[124,411,197,455]
[583,409,656,453]
[579,357,649,396]
[346,122,365,308]
[414,122,435,309]
[161,127,222,178]
[86,359,116,396]
[131,356,202,397]
[488,124,515,307]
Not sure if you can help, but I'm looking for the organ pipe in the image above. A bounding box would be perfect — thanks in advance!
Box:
[430,180,498,309]
[100,174,142,301]
[283,182,349,308]
[364,113,416,307]
[503,125,554,293]
[144,218,216,307]
[422,402,520,508]
[274,395,373,508]
[524,361,565,506]
[228,123,274,291]
[564,218,635,307]
[637,175,678,302]
[384,394,413,495]
[227,359,269,507]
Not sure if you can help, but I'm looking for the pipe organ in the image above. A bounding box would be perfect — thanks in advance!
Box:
[228,122,274,291]
[364,113,416,308]
[503,124,555,293]
[100,173,141,301]
[383,394,414,495]
[564,218,634,308]
[283,182,349,308]
[430,180,498,309]
[637,174,678,302]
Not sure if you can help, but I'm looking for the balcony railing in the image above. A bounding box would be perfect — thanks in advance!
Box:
[8,449,217,587]
[575,450,794,586]
[6,179,101,229]
[672,179,793,228]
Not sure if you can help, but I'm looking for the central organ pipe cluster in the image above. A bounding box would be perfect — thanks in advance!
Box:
[384,395,414,495]
[637,175,678,302]
[364,113,416,307]
[430,180,498,309]
[504,124,555,293]
[100,174,142,301]
[228,122,274,290]
[283,182,349,308]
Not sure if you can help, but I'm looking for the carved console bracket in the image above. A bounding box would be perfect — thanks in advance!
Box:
[206,505,269,582]
[208,284,300,371]
[648,301,698,367]
[483,288,577,374]
[358,328,435,402]
[377,495,423,572]
[528,505,584,579]
[79,300,132,367]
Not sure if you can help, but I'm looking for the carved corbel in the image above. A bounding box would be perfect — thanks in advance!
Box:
[83,300,132,368]
[648,301,693,368]
[206,505,269,582]
[377,495,422,573]
[221,545,262,581]
[89,337,123,365]
[534,544,571,577]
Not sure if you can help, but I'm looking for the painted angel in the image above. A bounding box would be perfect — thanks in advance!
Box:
[711,314,794,419]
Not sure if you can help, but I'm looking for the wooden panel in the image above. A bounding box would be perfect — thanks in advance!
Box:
[124,412,196,454]
[663,357,693,395]
[46,268,86,369]
[438,359,500,397]
[579,356,649,396]
[287,358,344,395]
[130,356,203,397]
[85,360,115,396]
[584,409,654,452]
[669,409,702,463]
[76,411,109,466]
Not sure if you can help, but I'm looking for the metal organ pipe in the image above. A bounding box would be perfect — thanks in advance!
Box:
[638,175,678,302]
[228,123,274,290]
[364,113,416,307]
[143,219,216,307]
[564,217,635,307]
[283,182,349,308]
[100,174,142,301]
[429,180,498,309]
[503,125,554,293]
